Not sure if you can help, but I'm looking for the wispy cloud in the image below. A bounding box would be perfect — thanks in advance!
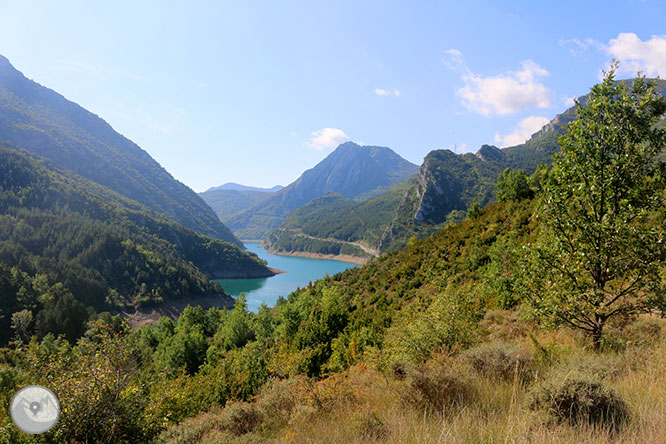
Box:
[307,128,349,151]
[374,88,401,97]
[495,115,550,147]
[445,49,552,116]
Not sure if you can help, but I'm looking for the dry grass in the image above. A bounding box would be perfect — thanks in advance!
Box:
[158,316,666,444]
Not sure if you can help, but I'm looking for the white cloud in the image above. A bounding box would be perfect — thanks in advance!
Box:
[606,33,666,77]
[445,50,552,116]
[448,143,467,153]
[564,96,576,107]
[307,128,349,151]
[494,115,550,147]
[374,88,401,97]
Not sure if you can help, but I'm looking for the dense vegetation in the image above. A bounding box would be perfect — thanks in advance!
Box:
[0,55,241,246]
[0,144,273,344]
[264,181,410,258]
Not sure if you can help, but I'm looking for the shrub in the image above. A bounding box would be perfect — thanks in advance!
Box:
[218,402,262,436]
[462,341,534,382]
[399,363,473,412]
[622,316,663,347]
[530,375,629,429]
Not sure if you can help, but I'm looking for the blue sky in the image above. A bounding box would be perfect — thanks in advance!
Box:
[1,0,665,191]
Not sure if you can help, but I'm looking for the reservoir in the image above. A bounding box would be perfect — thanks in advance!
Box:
[215,242,359,311]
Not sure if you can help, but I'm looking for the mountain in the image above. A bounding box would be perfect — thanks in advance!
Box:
[0,143,274,341]
[0,55,242,247]
[204,182,284,193]
[225,142,419,239]
[199,188,279,225]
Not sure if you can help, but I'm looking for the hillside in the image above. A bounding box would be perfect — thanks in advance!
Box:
[0,143,274,343]
[264,180,411,261]
[199,188,278,225]
[0,55,242,247]
[224,142,419,239]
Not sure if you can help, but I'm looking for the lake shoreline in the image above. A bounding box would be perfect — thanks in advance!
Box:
[265,248,369,265]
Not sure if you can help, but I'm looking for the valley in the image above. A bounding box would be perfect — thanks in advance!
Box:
[1,19,666,444]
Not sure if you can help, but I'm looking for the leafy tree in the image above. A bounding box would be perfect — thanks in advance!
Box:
[523,66,666,349]
[496,168,533,202]
[467,199,482,219]
[10,309,33,344]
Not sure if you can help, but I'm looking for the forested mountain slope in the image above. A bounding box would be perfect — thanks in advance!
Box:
[0,143,273,343]
[0,55,242,246]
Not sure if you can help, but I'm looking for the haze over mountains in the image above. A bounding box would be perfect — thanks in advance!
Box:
[0,55,242,248]
[205,183,284,193]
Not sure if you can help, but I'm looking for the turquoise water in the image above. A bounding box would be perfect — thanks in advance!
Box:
[215,242,359,311]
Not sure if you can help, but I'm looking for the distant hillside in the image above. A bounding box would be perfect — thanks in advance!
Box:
[0,55,242,247]
[204,182,284,193]
[225,142,419,239]
[199,188,278,225]
[264,180,411,260]
[0,143,274,340]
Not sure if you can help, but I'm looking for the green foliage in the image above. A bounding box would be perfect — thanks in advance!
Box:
[385,291,479,364]
[466,199,482,219]
[522,67,666,349]
[199,189,275,223]
[496,168,533,202]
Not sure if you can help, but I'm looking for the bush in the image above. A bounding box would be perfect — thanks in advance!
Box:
[399,363,473,412]
[530,375,629,429]
[218,402,262,436]
[462,341,534,382]
[622,316,663,347]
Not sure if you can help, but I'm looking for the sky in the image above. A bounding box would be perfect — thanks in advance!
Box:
[1,0,666,192]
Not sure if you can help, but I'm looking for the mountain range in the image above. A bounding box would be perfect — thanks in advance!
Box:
[223,142,419,239]
[264,79,666,259]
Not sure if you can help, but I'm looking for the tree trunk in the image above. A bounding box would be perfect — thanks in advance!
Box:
[591,322,604,351]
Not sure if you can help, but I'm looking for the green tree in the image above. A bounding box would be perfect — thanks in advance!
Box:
[523,65,666,349]
[10,310,33,344]
[467,199,482,219]
[496,168,533,202]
